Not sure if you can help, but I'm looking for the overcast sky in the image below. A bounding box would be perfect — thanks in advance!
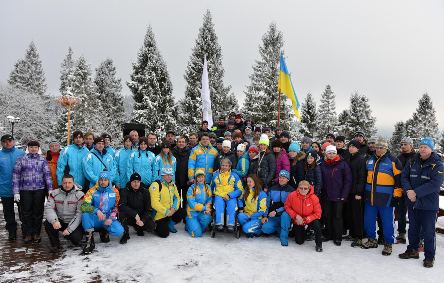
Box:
[1,0,443,136]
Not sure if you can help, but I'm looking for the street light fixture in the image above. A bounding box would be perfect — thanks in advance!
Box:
[6,115,20,138]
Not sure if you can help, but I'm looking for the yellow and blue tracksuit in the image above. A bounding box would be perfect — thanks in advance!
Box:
[211,170,244,226]
[80,183,124,237]
[364,152,402,244]
[188,143,218,183]
[149,180,180,221]
[186,183,212,237]
[232,153,250,179]
[114,147,134,188]
[153,155,177,183]
[237,188,267,236]
[127,150,155,186]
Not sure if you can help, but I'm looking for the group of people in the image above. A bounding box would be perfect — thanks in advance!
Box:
[0,112,442,268]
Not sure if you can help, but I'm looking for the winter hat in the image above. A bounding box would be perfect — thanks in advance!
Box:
[301,137,312,144]
[279,170,290,180]
[420,137,434,150]
[235,114,242,119]
[401,137,413,145]
[259,134,270,146]
[321,142,331,151]
[248,145,259,154]
[130,172,142,182]
[375,137,388,149]
[1,134,14,142]
[27,140,40,147]
[209,132,217,139]
[367,136,377,144]
[49,141,60,146]
[237,144,246,152]
[99,171,110,180]
[306,150,318,160]
[271,139,282,148]
[101,133,112,141]
[216,137,224,144]
[348,139,360,148]
[355,130,365,137]
[161,168,173,176]
[325,145,337,154]
[94,137,105,144]
[224,131,232,137]
[334,136,346,142]
[222,140,232,148]
[288,142,301,153]
[195,168,205,178]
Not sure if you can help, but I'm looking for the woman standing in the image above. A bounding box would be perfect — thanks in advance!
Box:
[46,141,61,189]
[154,143,177,182]
[272,140,290,184]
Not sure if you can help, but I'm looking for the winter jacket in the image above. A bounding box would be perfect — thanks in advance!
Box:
[273,149,291,183]
[233,152,250,179]
[114,147,134,188]
[147,145,161,156]
[358,142,369,156]
[149,180,180,221]
[45,186,84,233]
[0,147,25,197]
[188,143,218,182]
[401,152,444,210]
[186,183,212,217]
[244,134,254,146]
[243,188,267,219]
[127,150,156,186]
[337,148,349,160]
[83,148,116,187]
[267,183,294,216]
[211,170,244,199]
[81,183,120,219]
[284,187,322,225]
[289,152,306,188]
[320,156,352,202]
[56,144,89,188]
[302,163,322,196]
[214,150,237,172]
[346,153,367,197]
[212,124,226,138]
[105,145,116,157]
[365,151,402,207]
[173,146,190,189]
[255,150,276,187]
[397,151,416,169]
[153,154,177,182]
[119,183,152,218]
[46,150,60,189]
[13,153,53,194]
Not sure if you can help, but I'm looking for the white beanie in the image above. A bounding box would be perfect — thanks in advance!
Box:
[259,134,269,146]
[222,140,232,148]
[325,145,337,154]
[237,144,246,152]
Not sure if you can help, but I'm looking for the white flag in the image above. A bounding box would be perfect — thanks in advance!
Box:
[201,56,213,128]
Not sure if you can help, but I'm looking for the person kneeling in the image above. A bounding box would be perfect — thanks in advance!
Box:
[237,174,267,237]
[150,168,185,238]
[44,174,84,252]
[81,171,124,254]
[119,173,156,244]
[281,180,323,252]
[186,169,212,237]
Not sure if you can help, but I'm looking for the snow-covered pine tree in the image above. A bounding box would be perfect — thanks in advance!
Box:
[405,114,419,146]
[8,42,47,96]
[337,109,352,139]
[389,121,406,155]
[413,93,440,141]
[242,23,294,130]
[127,26,177,135]
[345,92,376,139]
[70,56,103,133]
[439,131,444,154]
[94,58,124,140]
[317,85,338,139]
[300,93,318,138]
[179,10,237,133]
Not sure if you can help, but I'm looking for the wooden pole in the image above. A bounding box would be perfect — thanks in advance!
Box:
[277,92,281,128]
[67,107,71,145]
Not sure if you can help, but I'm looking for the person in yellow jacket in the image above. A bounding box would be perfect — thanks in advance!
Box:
[149,168,185,238]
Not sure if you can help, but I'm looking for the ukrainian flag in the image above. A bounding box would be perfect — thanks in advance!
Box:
[278,53,301,120]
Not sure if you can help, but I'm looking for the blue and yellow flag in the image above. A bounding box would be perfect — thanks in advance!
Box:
[278,53,301,120]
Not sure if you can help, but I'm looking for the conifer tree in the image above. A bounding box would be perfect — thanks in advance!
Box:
[345,92,376,139]
[413,93,439,141]
[389,121,406,155]
[317,85,338,138]
[300,93,318,138]
[337,109,352,138]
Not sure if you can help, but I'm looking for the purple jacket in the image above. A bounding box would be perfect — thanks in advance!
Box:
[274,149,291,183]
[13,153,53,194]
[320,157,352,202]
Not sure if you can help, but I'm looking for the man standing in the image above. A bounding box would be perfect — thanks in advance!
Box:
[0,134,25,241]
[188,133,218,184]
[147,133,161,155]
[83,137,116,189]
[129,130,139,149]
[399,138,444,268]
[173,136,190,210]
[84,132,95,151]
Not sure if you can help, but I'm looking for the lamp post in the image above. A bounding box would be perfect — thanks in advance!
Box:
[6,115,21,138]
[57,91,80,145]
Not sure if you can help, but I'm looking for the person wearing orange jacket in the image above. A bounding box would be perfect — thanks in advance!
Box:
[46,141,61,189]
[281,180,323,252]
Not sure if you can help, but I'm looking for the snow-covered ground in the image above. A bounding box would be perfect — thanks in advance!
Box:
[2,223,443,283]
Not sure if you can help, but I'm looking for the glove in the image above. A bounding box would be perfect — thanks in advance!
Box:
[14,193,20,202]
[393,188,403,198]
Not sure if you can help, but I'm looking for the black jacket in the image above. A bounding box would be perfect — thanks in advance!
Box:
[289,152,306,188]
[397,151,415,169]
[345,153,367,197]
[147,145,161,156]
[173,146,190,189]
[214,151,237,172]
[119,184,152,219]
[254,150,276,187]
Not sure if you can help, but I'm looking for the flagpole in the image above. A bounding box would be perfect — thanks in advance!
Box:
[277,91,281,128]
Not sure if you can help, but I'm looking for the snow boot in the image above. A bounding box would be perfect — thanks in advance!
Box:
[33,234,41,243]
[382,244,392,256]
[168,220,177,233]
[333,240,342,246]
[119,232,130,245]
[316,245,323,252]
[82,231,95,255]
[227,225,235,232]
[8,230,17,242]
[423,259,434,268]
[351,239,363,248]
[99,230,110,243]
[396,233,406,244]
[215,224,224,232]
[361,239,378,249]
[399,249,419,259]
[136,230,144,236]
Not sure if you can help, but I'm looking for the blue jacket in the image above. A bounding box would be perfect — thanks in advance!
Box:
[0,147,25,197]
[114,147,134,188]
[105,145,116,157]
[267,183,294,215]
[56,144,89,188]
[153,154,177,182]
[401,152,444,210]
[186,183,212,217]
[233,153,250,179]
[188,143,218,183]
[83,148,116,186]
[127,150,155,186]
[81,183,119,219]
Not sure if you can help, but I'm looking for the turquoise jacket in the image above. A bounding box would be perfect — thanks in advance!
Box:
[114,147,134,188]
[0,147,25,197]
[153,154,177,182]
[83,148,116,187]
[127,150,155,186]
[57,144,89,188]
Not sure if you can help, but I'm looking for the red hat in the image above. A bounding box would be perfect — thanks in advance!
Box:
[321,142,331,151]
[235,114,242,119]
[248,145,259,154]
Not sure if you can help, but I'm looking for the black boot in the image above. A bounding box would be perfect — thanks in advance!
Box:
[119,232,130,244]
[82,231,95,255]
[99,230,110,243]
[8,230,17,242]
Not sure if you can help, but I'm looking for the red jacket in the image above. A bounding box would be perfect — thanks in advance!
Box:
[284,186,322,225]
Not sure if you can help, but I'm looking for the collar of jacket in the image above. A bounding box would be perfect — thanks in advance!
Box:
[28,153,39,158]
[1,146,15,153]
